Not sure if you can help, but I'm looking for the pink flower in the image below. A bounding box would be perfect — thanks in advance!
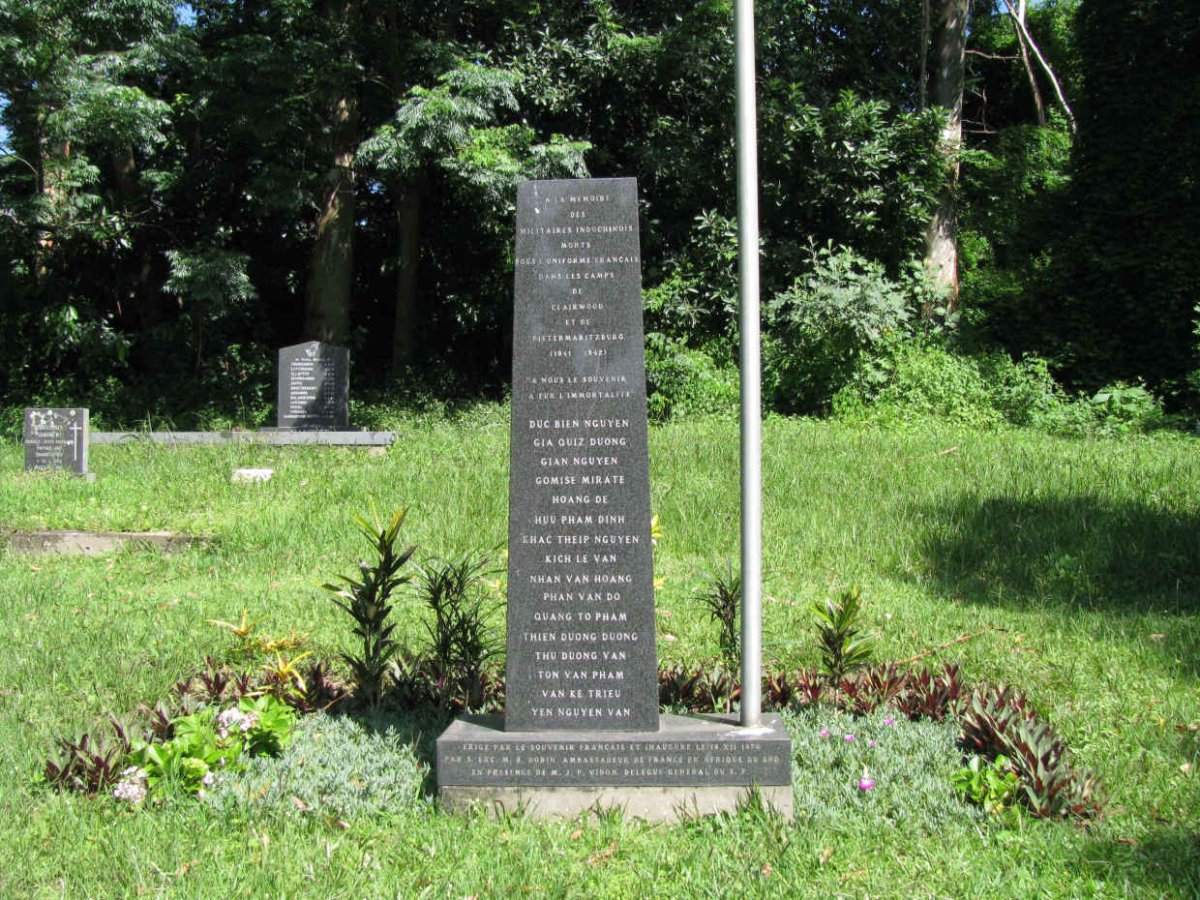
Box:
[868,739,876,748]
[819,728,830,738]
[883,717,895,726]
[858,776,875,791]
[844,734,855,743]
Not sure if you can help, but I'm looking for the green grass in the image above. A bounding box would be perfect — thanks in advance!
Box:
[1,412,1198,897]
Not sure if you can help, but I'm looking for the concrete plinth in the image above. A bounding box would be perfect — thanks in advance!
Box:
[437,712,793,822]
[440,783,793,822]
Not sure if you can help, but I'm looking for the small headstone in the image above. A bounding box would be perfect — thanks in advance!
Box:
[23,408,89,475]
[277,341,349,429]
[231,467,273,483]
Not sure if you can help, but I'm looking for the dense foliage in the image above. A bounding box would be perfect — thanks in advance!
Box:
[1,0,1196,422]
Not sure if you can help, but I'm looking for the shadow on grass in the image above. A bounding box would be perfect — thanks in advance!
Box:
[922,494,1200,612]
[920,494,1200,672]
[1082,827,1200,896]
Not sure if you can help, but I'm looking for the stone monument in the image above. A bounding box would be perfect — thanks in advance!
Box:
[23,408,89,476]
[277,341,349,429]
[436,178,793,821]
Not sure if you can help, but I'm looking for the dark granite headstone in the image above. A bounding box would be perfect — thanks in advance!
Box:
[23,408,88,475]
[277,341,349,429]
[505,177,657,733]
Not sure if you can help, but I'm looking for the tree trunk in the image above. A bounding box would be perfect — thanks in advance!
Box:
[304,0,360,346]
[919,0,931,111]
[924,0,968,312]
[1010,1,1047,126]
[110,145,165,330]
[304,93,356,346]
[1002,0,1076,132]
[391,187,420,373]
[35,137,71,280]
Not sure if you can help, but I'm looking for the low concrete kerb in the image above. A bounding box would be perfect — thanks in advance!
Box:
[4,530,207,556]
[90,430,395,447]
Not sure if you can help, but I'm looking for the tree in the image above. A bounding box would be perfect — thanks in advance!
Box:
[0,0,175,397]
[1060,0,1200,404]
[302,0,360,347]
[923,0,969,310]
[359,64,587,371]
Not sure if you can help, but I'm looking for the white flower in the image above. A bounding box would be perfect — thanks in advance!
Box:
[217,707,245,730]
[112,766,148,804]
[218,706,258,735]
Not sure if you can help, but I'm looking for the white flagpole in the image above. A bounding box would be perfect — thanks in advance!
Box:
[735,0,763,728]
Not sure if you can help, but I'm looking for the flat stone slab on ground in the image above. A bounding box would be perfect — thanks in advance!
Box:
[437,712,794,821]
[91,430,394,446]
[231,467,273,483]
[5,530,205,556]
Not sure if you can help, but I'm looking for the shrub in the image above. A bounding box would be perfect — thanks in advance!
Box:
[643,210,739,343]
[952,754,1021,817]
[788,706,981,831]
[644,333,739,421]
[765,242,924,414]
[43,720,132,797]
[958,683,1104,818]
[692,559,740,667]
[811,587,874,682]
[323,508,416,708]
[416,552,502,709]
[835,341,1002,427]
[126,695,296,797]
[1083,382,1165,434]
[830,342,1168,435]
[205,712,429,820]
[834,343,1065,428]
[658,661,739,714]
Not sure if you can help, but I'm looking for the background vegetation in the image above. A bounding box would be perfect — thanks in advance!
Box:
[2,0,1197,426]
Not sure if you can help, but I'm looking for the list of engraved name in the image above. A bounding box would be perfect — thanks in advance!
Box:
[509,184,652,728]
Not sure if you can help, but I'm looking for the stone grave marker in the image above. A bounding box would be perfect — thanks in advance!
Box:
[277,341,349,429]
[436,178,793,820]
[23,408,89,475]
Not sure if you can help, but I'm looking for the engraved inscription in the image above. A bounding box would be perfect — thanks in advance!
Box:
[440,739,793,786]
[506,178,657,732]
[277,341,349,429]
[23,408,88,475]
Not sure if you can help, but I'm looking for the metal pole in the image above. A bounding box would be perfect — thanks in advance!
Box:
[735,0,762,729]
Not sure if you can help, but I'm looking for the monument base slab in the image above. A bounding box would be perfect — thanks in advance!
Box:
[439,783,793,823]
[437,712,793,822]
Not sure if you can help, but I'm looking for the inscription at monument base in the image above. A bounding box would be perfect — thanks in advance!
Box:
[438,712,793,821]
[435,178,792,820]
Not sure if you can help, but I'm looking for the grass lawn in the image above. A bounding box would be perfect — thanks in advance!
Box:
[1,411,1197,897]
